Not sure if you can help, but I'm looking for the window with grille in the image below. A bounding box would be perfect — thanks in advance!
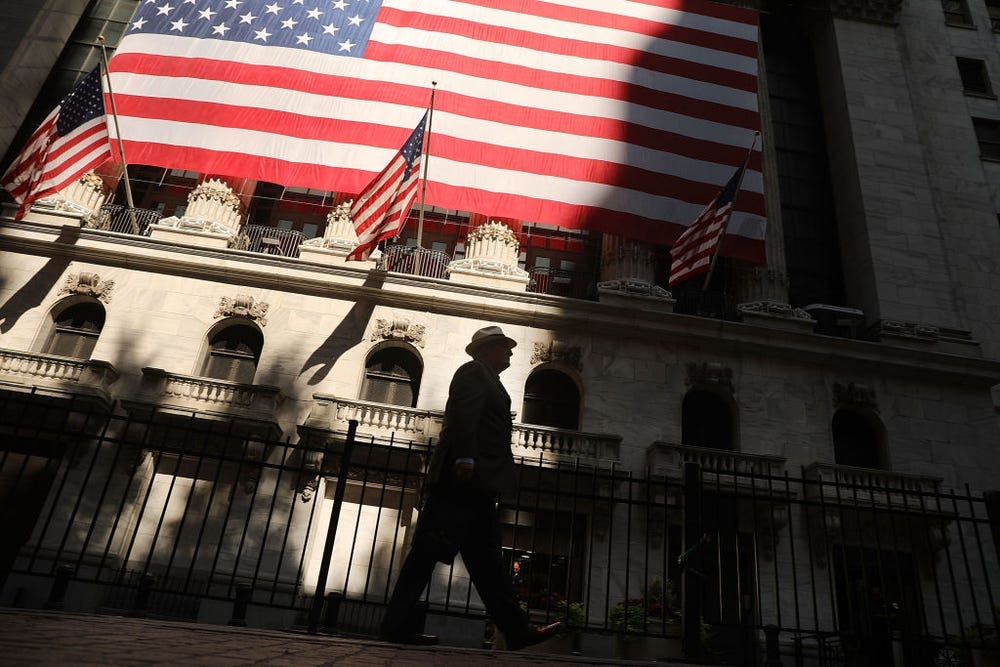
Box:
[202,324,263,384]
[43,302,105,359]
[682,390,734,450]
[942,0,974,25]
[360,348,421,407]
[522,369,580,430]
[957,57,994,96]
[973,118,1000,160]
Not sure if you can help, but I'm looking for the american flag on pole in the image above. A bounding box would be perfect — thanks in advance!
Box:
[667,154,749,287]
[2,66,112,218]
[348,112,425,261]
[108,0,764,258]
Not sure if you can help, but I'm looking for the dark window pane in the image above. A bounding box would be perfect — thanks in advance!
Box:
[973,118,1000,160]
[832,410,882,468]
[44,302,105,359]
[957,58,992,95]
[360,348,421,407]
[682,390,733,450]
[204,325,263,383]
[522,369,580,430]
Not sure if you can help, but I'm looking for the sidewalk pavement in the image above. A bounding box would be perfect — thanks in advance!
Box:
[0,609,665,666]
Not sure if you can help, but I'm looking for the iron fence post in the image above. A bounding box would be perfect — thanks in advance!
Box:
[43,565,74,610]
[129,572,156,618]
[683,461,704,663]
[228,583,252,626]
[764,624,782,666]
[307,419,358,634]
[323,591,344,631]
[984,491,1000,566]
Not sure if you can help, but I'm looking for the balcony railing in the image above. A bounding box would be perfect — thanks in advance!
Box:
[235,224,305,258]
[305,395,621,461]
[305,394,444,440]
[378,245,450,279]
[0,348,119,403]
[647,441,787,478]
[512,422,621,461]
[526,266,596,300]
[93,204,160,235]
[802,462,944,510]
[138,368,283,422]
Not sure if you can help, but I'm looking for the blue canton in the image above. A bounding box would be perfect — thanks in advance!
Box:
[57,67,106,135]
[400,113,426,182]
[128,0,384,57]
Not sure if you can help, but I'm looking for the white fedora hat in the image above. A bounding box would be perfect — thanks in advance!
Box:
[465,325,517,356]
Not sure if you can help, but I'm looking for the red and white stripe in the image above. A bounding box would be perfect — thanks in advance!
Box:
[108,0,764,257]
[2,113,110,213]
[668,198,732,286]
[348,151,422,261]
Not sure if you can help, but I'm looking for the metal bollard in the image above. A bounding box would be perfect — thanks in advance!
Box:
[228,583,252,627]
[129,573,156,618]
[322,591,343,632]
[44,566,74,610]
[764,624,782,667]
[413,601,428,635]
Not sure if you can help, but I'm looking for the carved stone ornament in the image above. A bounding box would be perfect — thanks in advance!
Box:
[737,300,813,320]
[301,200,359,250]
[215,294,269,326]
[686,362,733,391]
[530,340,582,370]
[829,0,902,25]
[61,272,115,303]
[833,381,877,410]
[878,319,940,340]
[596,279,672,299]
[371,318,426,348]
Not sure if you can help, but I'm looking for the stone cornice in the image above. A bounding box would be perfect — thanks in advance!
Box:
[2,216,999,388]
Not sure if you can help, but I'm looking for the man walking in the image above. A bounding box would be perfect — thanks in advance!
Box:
[380,326,562,649]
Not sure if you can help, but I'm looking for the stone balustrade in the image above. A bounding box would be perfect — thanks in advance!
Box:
[306,394,444,441]
[647,441,787,478]
[306,395,621,461]
[511,423,621,461]
[802,462,943,509]
[0,348,118,405]
[140,368,283,420]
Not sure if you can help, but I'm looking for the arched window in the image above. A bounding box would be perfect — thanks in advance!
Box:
[202,323,263,384]
[682,389,734,450]
[360,347,422,407]
[522,368,580,430]
[832,409,884,468]
[43,301,106,359]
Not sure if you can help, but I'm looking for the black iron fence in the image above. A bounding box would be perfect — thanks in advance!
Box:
[378,245,451,279]
[0,391,997,665]
[93,204,160,236]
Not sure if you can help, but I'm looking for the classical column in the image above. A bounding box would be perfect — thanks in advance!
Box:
[447,219,530,289]
[298,200,366,264]
[596,235,674,311]
[148,177,245,248]
[32,170,108,219]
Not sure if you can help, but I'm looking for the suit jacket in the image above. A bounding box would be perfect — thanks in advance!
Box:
[427,359,516,496]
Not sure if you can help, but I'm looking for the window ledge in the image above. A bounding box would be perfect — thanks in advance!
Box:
[945,20,977,29]
[964,90,998,100]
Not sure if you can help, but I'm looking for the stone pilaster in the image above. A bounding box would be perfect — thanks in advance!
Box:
[596,235,674,312]
[33,170,108,220]
[298,200,365,264]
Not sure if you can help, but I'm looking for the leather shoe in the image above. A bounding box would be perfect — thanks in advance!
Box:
[506,621,564,650]
[381,632,440,646]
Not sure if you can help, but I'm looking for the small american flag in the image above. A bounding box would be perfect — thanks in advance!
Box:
[1,66,112,218]
[668,155,749,287]
[347,112,426,261]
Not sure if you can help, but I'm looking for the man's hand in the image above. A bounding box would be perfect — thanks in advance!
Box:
[453,460,474,481]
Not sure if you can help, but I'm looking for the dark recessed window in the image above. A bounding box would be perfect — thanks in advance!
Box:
[360,347,422,407]
[957,57,994,96]
[987,0,1000,30]
[942,0,974,25]
[522,369,580,430]
[973,118,1000,160]
[832,410,883,469]
[203,324,263,384]
[44,302,105,359]
[682,390,734,450]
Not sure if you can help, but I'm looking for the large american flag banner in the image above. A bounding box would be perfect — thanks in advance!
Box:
[348,112,426,261]
[109,0,764,257]
[2,66,112,219]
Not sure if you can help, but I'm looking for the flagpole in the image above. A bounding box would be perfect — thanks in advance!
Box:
[98,35,139,233]
[415,82,436,250]
[701,130,759,291]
